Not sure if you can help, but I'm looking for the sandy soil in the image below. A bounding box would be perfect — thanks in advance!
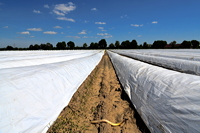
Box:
[47,53,150,133]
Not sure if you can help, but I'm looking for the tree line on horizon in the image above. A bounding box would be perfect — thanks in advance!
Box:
[1,39,200,50]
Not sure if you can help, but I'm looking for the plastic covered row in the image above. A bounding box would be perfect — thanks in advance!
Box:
[108,51,200,133]
[112,50,200,76]
[0,50,104,133]
[0,50,101,69]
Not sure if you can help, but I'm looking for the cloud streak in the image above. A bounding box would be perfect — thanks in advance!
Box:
[44,5,49,8]
[78,30,87,34]
[53,26,62,28]
[17,31,30,35]
[95,22,106,25]
[91,8,97,11]
[53,2,76,16]
[33,10,42,14]
[152,21,158,24]
[131,24,143,27]
[43,31,57,34]
[57,17,75,22]
[27,28,43,31]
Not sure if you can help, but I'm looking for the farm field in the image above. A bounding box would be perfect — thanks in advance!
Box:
[1,49,200,133]
[112,49,200,75]
[47,53,149,133]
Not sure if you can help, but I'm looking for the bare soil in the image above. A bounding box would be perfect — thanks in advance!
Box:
[47,53,150,133]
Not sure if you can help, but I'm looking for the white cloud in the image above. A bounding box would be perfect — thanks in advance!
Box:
[66,36,80,39]
[53,10,65,16]
[53,3,76,16]
[18,31,30,35]
[78,30,87,34]
[83,36,89,38]
[97,33,110,36]
[43,31,57,34]
[57,17,75,22]
[0,3,3,5]
[84,20,89,23]
[53,26,62,28]
[104,35,113,38]
[44,5,49,8]
[3,26,8,28]
[33,10,42,14]
[30,36,34,37]
[27,28,43,31]
[91,8,97,11]
[152,21,158,24]
[121,15,129,18]
[61,32,65,34]
[95,22,106,25]
[131,24,143,27]
[67,26,70,28]
[98,27,104,30]
[138,35,142,37]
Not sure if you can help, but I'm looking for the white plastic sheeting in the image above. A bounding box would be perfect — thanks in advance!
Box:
[0,50,101,69]
[108,51,200,133]
[112,49,200,76]
[0,50,104,133]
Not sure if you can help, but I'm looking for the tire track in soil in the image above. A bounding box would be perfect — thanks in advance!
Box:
[47,52,150,133]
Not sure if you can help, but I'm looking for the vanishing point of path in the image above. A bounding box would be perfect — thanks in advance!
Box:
[47,52,150,133]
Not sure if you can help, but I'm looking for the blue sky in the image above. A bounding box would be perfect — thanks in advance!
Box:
[0,0,200,48]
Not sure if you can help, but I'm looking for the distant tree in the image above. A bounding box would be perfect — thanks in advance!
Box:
[115,41,120,49]
[191,40,199,48]
[56,41,66,49]
[29,44,34,50]
[121,40,130,49]
[169,41,176,48]
[40,44,46,50]
[108,43,115,49]
[83,43,88,49]
[46,43,53,50]
[138,44,143,49]
[6,45,14,50]
[181,40,191,48]
[67,41,75,49]
[130,40,138,49]
[33,44,40,50]
[152,40,167,49]
[142,42,149,49]
[98,39,107,49]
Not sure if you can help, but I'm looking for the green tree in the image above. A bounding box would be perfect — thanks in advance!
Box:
[142,42,149,49]
[56,41,66,49]
[6,46,14,50]
[98,39,107,49]
[115,41,120,49]
[29,45,34,50]
[67,41,75,49]
[130,40,138,49]
[152,40,167,49]
[46,43,53,50]
[108,43,115,49]
[83,43,88,49]
[121,40,130,49]
[181,40,191,48]
[191,40,199,48]
[169,41,176,48]
[33,44,40,50]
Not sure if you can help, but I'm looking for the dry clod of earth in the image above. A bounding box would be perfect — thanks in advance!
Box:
[47,53,150,133]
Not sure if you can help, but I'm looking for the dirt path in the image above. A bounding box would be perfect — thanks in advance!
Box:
[47,53,150,133]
